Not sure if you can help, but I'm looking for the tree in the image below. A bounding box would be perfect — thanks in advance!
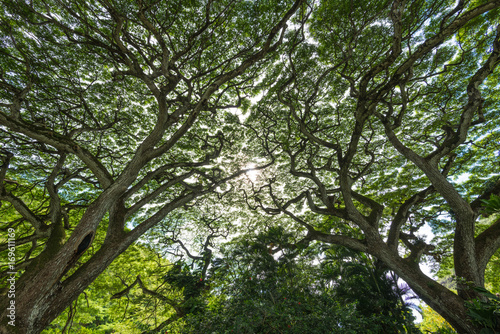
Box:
[2,1,500,333]
[0,0,306,332]
[242,1,500,333]
[182,228,419,333]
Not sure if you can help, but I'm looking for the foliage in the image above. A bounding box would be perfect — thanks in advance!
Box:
[485,251,500,295]
[482,195,500,216]
[162,260,208,316]
[322,245,420,333]
[181,229,420,333]
[465,287,500,334]
[419,305,457,334]
[42,244,176,334]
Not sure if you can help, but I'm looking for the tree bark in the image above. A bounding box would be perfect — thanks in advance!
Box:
[373,245,482,334]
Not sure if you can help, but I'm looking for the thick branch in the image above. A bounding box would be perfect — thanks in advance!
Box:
[0,113,114,187]
[387,185,435,251]
[475,217,500,276]
[282,209,368,253]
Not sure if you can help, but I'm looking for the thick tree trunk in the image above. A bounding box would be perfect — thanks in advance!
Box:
[0,231,130,334]
[373,244,483,334]
[401,270,481,334]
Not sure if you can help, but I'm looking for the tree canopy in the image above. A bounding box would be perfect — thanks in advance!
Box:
[1,0,500,333]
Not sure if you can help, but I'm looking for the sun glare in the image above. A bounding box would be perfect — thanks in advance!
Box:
[244,163,259,182]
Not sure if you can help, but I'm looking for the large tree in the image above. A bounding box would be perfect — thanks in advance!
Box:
[2,0,500,333]
[0,0,306,332]
[243,0,500,333]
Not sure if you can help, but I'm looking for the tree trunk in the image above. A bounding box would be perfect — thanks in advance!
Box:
[374,245,483,334]
[0,229,130,334]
